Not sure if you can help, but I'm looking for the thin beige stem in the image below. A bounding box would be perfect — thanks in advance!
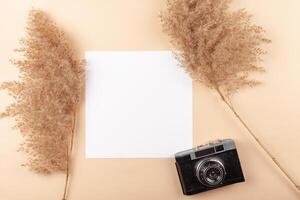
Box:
[62,110,77,200]
[215,87,300,193]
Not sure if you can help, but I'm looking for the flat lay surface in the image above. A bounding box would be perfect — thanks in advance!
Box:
[0,0,300,199]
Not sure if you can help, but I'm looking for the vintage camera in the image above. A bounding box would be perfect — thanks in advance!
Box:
[175,139,245,195]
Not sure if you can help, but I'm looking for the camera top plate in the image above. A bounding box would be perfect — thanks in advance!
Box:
[175,139,236,161]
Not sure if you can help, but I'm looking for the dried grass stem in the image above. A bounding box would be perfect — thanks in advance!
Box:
[62,110,77,200]
[216,87,300,193]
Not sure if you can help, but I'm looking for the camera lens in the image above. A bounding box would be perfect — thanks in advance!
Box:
[195,158,226,187]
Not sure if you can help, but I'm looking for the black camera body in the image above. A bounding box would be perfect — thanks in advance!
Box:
[175,139,245,195]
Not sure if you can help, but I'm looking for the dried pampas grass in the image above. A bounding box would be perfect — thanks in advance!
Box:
[161,0,270,96]
[161,0,300,193]
[0,9,84,200]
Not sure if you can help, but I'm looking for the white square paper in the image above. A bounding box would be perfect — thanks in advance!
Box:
[85,51,192,158]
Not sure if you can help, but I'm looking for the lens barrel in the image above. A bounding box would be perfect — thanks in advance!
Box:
[195,158,226,187]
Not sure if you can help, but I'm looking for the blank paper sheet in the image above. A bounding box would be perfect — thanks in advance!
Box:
[85,51,192,158]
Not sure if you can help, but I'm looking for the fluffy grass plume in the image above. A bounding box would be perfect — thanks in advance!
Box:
[161,0,270,96]
[161,0,300,193]
[0,9,84,199]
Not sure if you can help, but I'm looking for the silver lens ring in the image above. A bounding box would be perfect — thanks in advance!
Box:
[195,158,226,187]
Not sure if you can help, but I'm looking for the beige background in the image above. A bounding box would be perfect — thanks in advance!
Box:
[0,0,300,199]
